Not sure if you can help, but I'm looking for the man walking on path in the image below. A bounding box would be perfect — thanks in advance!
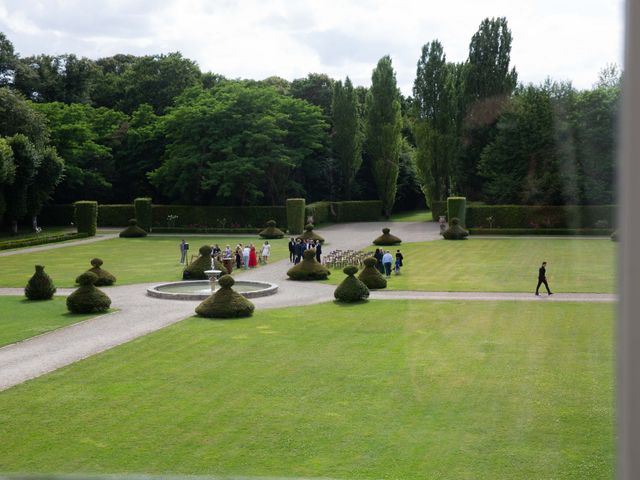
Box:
[382,250,393,278]
[536,261,553,296]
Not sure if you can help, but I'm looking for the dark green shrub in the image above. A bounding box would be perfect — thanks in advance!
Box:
[77,258,116,286]
[134,197,153,232]
[151,205,286,229]
[443,217,469,240]
[195,275,255,318]
[259,220,285,239]
[431,200,447,222]
[0,232,88,251]
[25,265,56,300]
[74,201,98,236]
[358,257,387,289]
[332,201,382,222]
[335,265,370,302]
[373,227,402,245]
[183,245,228,280]
[305,201,333,224]
[287,249,331,280]
[119,218,148,238]
[287,198,306,235]
[464,205,616,229]
[447,197,467,227]
[298,224,325,243]
[66,272,111,313]
[98,205,135,227]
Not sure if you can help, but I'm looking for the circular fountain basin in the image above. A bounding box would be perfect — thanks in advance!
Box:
[147,280,278,300]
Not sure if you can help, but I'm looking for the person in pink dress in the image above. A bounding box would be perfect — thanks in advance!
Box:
[248,244,258,268]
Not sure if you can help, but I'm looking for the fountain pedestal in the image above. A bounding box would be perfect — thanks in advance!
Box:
[204,269,222,292]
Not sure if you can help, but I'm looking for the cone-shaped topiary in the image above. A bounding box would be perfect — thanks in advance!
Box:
[119,218,148,238]
[76,258,117,286]
[298,223,325,243]
[373,227,402,246]
[25,265,57,300]
[195,274,255,318]
[259,219,285,239]
[358,256,387,289]
[66,272,111,313]
[287,249,331,280]
[442,217,469,240]
[183,245,228,280]
[335,265,370,302]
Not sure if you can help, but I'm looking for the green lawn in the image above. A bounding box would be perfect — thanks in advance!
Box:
[0,236,289,287]
[389,209,433,222]
[0,300,613,479]
[327,237,616,293]
[0,296,100,347]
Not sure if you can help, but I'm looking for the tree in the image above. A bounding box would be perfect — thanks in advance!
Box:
[290,73,335,118]
[332,77,362,199]
[0,137,15,218]
[4,134,40,232]
[0,88,48,148]
[365,56,402,218]
[26,146,64,228]
[0,32,17,87]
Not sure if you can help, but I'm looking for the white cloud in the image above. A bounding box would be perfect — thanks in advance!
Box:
[0,0,624,94]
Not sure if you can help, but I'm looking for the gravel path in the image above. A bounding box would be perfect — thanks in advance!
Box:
[0,221,615,392]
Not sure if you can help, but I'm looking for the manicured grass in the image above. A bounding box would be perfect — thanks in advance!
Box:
[0,296,99,347]
[0,236,289,287]
[327,237,616,293]
[0,300,613,479]
[389,209,433,222]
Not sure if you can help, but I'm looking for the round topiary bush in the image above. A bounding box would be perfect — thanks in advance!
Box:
[287,249,331,281]
[442,217,469,240]
[334,265,370,302]
[66,272,112,314]
[119,218,148,238]
[373,227,402,246]
[298,224,325,243]
[76,258,117,286]
[195,274,255,318]
[259,219,285,239]
[358,256,387,289]
[183,245,228,280]
[25,265,56,300]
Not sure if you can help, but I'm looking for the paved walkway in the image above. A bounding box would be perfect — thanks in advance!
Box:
[0,221,615,392]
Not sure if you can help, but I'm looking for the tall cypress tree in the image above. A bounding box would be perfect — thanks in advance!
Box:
[365,56,402,218]
[332,77,361,199]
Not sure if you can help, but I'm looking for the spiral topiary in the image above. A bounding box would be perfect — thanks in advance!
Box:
[119,218,148,238]
[298,223,325,243]
[76,258,117,286]
[66,272,111,313]
[287,249,331,280]
[259,219,285,239]
[442,217,469,240]
[334,265,370,302]
[183,245,228,280]
[358,256,387,289]
[373,227,402,246]
[195,274,255,318]
[25,265,57,300]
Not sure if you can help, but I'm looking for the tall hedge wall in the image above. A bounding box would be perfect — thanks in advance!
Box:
[447,197,467,227]
[134,197,153,232]
[74,201,97,236]
[286,198,306,235]
[98,205,135,227]
[305,201,382,223]
[152,205,287,229]
[465,205,616,229]
[305,201,333,225]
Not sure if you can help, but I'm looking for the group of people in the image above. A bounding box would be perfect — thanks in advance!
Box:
[179,239,271,270]
[374,248,404,278]
[288,238,322,264]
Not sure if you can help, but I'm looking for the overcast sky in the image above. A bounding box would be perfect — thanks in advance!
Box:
[0,0,625,95]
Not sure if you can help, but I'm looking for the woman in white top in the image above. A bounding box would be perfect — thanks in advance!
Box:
[261,241,271,264]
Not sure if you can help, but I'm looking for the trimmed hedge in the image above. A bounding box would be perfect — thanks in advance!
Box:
[195,275,255,319]
[98,205,134,227]
[465,205,616,229]
[74,201,98,236]
[305,201,333,225]
[78,258,116,286]
[0,232,89,251]
[66,272,111,314]
[25,265,56,300]
[305,200,383,224]
[373,227,402,246]
[447,197,467,227]
[119,218,148,238]
[287,198,306,235]
[442,218,469,240]
[259,220,285,239]
[358,257,387,289]
[153,227,260,234]
[134,197,153,232]
[152,205,287,229]
[298,224,325,243]
[469,228,613,236]
[287,249,331,280]
[334,265,370,302]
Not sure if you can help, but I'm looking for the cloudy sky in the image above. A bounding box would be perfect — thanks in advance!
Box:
[0,0,625,95]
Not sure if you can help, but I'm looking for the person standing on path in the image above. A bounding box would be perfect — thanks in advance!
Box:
[382,250,393,278]
[261,241,270,264]
[179,239,188,264]
[374,248,384,274]
[395,249,404,275]
[242,245,250,270]
[288,237,296,262]
[249,244,258,268]
[535,261,553,296]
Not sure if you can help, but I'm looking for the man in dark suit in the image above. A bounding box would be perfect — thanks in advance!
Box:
[315,240,322,262]
[288,237,296,262]
[535,261,553,296]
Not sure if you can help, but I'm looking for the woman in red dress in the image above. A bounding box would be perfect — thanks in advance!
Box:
[248,243,258,268]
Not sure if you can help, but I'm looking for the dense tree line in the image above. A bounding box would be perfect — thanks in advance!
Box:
[0,19,619,229]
